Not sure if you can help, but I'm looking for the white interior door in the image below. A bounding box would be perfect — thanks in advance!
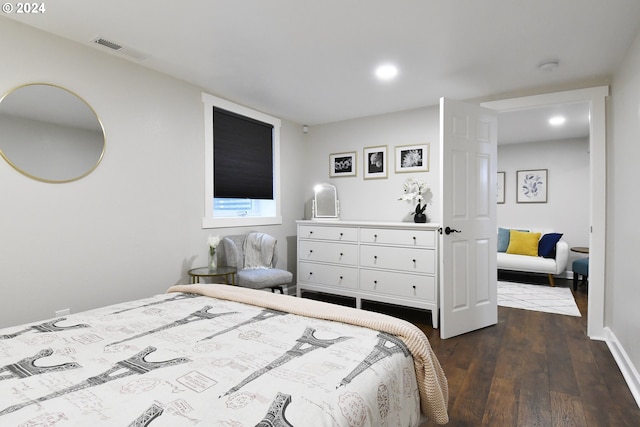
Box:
[439,98,498,339]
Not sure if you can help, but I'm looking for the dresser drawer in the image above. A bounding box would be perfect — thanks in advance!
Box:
[360,269,436,302]
[360,227,436,247]
[298,225,358,242]
[299,240,358,265]
[360,245,435,274]
[298,262,358,289]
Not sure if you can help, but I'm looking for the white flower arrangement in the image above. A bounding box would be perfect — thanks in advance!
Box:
[399,178,427,203]
[208,235,221,256]
[399,178,428,219]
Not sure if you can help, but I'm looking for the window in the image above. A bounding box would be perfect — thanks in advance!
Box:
[202,92,282,228]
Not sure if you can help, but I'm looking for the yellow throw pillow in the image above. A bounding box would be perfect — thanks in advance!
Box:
[506,230,541,256]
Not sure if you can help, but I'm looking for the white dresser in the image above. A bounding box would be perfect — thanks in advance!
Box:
[296,220,440,327]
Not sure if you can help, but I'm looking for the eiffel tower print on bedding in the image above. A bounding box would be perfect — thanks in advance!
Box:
[0,284,449,426]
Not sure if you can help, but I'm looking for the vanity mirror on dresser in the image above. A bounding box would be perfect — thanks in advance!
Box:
[296,220,440,327]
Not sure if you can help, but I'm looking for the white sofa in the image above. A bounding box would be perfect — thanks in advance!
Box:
[496,229,569,286]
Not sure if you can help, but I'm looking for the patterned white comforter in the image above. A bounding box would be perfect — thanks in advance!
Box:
[0,286,440,426]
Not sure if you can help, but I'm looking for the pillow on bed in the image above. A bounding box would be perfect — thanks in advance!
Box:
[506,230,541,256]
[538,233,563,258]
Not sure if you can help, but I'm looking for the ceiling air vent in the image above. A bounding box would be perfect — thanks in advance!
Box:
[93,37,123,51]
[91,36,148,60]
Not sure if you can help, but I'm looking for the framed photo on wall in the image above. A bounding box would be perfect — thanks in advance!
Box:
[363,145,387,179]
[516,169,548,203]
[395,143,429,173]
[329,151,357,177]
[497,171,505,204]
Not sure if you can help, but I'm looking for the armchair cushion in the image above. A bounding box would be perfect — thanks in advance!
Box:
[237,268,293,289]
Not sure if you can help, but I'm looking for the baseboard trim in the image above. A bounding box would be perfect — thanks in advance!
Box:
[604,326,640,408]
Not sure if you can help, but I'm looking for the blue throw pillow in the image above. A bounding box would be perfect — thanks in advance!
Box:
[538,233,563,258]
[497,228,510,252]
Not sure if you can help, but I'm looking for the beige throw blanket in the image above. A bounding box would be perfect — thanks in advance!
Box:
[167,283,449,424]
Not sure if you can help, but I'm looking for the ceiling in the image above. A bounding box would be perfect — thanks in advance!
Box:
[4,0,640,142]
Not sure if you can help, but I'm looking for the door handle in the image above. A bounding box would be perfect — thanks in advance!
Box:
[444,226,461,235]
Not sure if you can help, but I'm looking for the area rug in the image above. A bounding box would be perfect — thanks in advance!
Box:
[497,281,581,317]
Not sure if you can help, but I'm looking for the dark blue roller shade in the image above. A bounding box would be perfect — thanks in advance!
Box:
[213,107,274,199]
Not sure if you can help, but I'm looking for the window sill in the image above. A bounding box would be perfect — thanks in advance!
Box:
[202,216,283,229]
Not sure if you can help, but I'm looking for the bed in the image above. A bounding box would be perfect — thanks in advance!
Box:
[0,284,448,426]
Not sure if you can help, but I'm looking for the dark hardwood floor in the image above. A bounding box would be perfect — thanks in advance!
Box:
[365,275,640,426]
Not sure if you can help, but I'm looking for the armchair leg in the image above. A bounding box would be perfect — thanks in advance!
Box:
[548,274,555,287]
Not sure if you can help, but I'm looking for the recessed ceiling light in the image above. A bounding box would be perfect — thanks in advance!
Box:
[549,116,566,126]
[375,64,398,81]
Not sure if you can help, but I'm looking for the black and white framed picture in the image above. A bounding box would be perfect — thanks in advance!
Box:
[363,145,387,179]
[516,169,548,203]
[329,151,357,177]
[395,143,429,173]
[497,171,505,204]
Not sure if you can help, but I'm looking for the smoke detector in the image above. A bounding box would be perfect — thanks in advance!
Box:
[538,60,559,72]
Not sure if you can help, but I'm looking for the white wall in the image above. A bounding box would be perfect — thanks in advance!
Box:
[0,18,305,327]
[497,138,590,270]
[610,25,640,390]
[303,106,441,223]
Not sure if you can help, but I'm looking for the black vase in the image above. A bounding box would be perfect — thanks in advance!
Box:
[414,213,427,223]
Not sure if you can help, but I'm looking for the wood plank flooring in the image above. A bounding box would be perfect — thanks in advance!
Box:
[365,276,640,426]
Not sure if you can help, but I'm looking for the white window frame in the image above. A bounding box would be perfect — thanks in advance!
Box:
[202,92,282,228]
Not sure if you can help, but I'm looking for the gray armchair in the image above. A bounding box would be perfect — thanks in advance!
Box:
[219,232,293,293]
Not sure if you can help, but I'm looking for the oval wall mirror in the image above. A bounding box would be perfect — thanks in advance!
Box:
[0,83,105,183]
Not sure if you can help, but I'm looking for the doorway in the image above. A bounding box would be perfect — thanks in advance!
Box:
[483,86,608,340]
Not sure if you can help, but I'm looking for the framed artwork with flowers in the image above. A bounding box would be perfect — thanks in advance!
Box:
[395,143,429,173]
[363,145,387,179]
[516,169,548,203]
[329,151,357,177]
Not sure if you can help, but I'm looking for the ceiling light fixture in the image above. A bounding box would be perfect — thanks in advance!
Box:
[375,64,398,81]
[549,116,566,126]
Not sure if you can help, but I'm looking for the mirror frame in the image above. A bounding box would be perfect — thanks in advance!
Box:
[0,83,106,183]
[312,183,340,220]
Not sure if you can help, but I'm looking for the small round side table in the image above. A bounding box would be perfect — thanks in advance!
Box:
[188,266,237,285]
[570,246,589,254]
